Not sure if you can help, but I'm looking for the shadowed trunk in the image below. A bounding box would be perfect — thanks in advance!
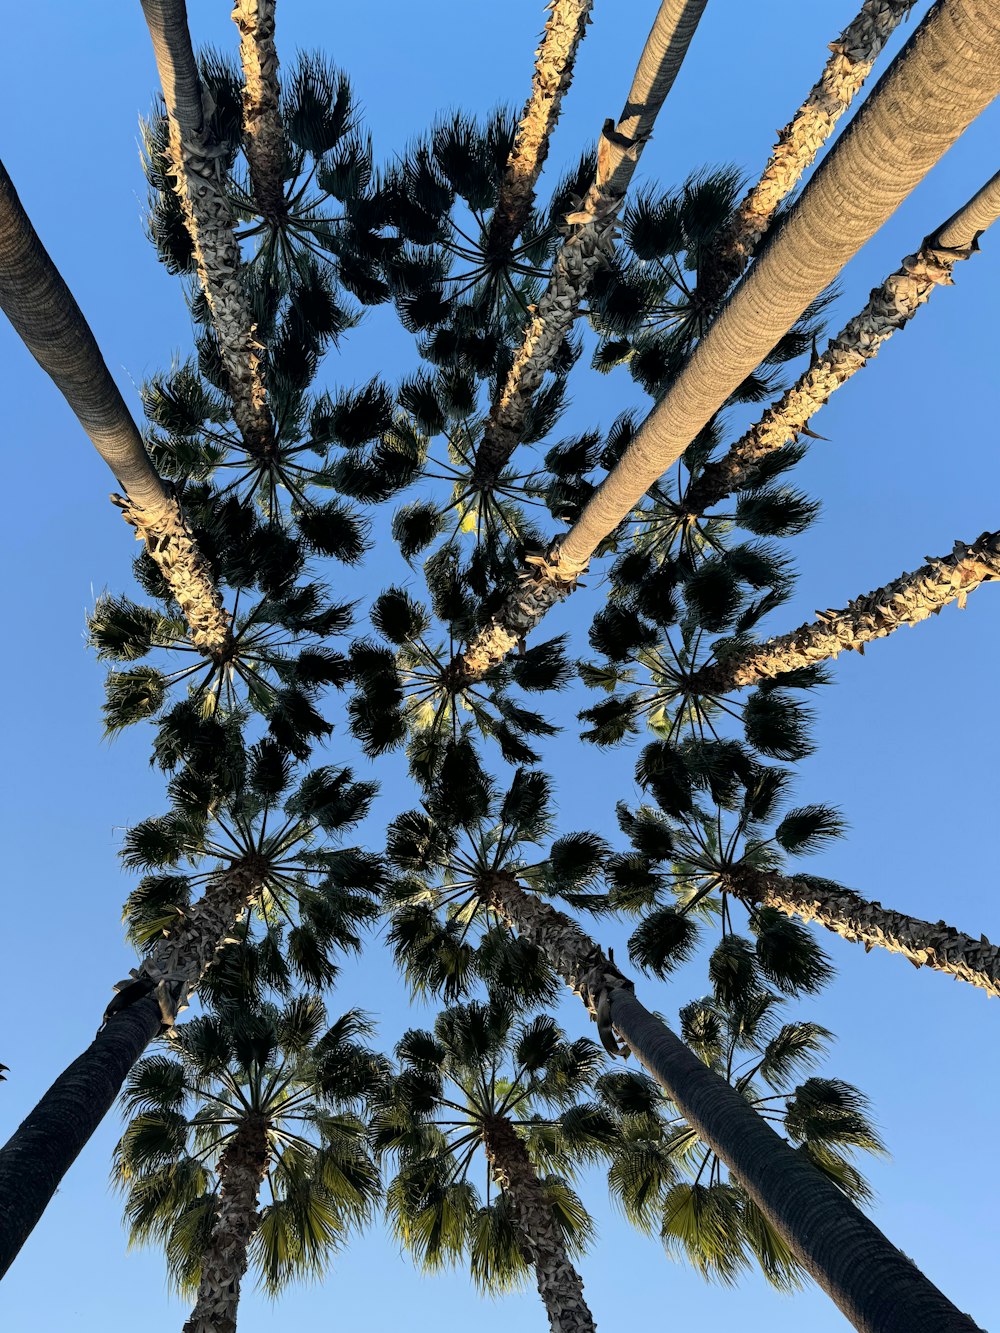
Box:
[232,0,287,221]
[0,158,230,657]
[686,168,1000,512]
[692,529,1000,694]
[482,1117,597,1333]
[478,871,982,1333]
[462,0,1000,676]
[0,862,263,1278]
[475,0,709,488]
[699,0,915,305]
[729,867,1000,999]
[488,0,595,256]
[182,1116,269,1333]
[140,0,274,455]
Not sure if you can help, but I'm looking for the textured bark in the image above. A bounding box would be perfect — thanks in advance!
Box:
[699,1,915,304]
[482,1117,596,1333]
[556,0,1000,571]
[182,1117,269,1333]
[488,0,594,257]
[475,0,708,488]
[0,863,262,1277]
[694,529,1000,694]
[687,168,1000,512]
[141,0,274,456]
[232,0,287,220]
[479,872,982,1331]
[609,991,983,1333]
[730,868,1000,1000]
[0,157,230,657]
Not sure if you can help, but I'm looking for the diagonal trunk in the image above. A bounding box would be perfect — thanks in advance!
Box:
[687,168,1000,513]
[182,1116,269,1333]
[693,528,1000,695]
[232,0,287,221]
[482,1116,596,1333]
[462,0,1000,676]
[488,0,595,257]
[728,867,1000,1000]
[475,0,708,489]
[0,158,230,658]
[698,0,915,305]
[140,0,274,456]
[479,871,982,1333]
[0,862,263,1278]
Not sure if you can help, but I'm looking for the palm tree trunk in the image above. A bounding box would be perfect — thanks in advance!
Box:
[182,1116,270,1333]
[0,158,231,658]
[463,0,1000,676]
[488,0,595,257]
[475,0,708,489]
[687,168,1000,513]
[232,0,287,221]
[478,871,982,1333]
[482,1117,597,1333]
[729,868,1000,999]
[140,0,274,456]
[0,862,262,1278]
[698,0,916,305]
[693,528,1000,695]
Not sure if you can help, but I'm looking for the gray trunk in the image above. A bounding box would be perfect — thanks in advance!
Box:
[732,868,1000,999]
[0,158,231,658]
[480,871,982,1332]
[483,1117,596,1333]
[182,1117,269,1333]
[232,0,287,221]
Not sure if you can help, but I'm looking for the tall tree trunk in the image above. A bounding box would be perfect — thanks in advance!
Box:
[686,168,1000,512]
[693,528,1000,694]
[140,0,274,456]
[698,0,915,305]
[0,862,262,1278]
[182,1116,270,1333]
[0,158,230,658]
[482,1117,597,1333]
[729,868,1000,999]
[488,0,595,257]
[232,0,287,221]
[475,0,709,489]
[479,872,982,1333]
[462,0,1000,676]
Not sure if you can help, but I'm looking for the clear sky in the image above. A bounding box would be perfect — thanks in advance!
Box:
[0,2,998,1330]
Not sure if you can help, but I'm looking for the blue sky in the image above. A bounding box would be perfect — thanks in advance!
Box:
[0,2,998,1329]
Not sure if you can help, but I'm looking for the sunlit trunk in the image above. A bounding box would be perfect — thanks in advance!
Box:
[232,0,287,221]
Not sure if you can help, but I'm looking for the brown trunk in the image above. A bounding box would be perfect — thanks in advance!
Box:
[693,529,1000,695]
[182,1116,270,1333]
[232,0,287,220]
[698,0,915,305]
[482,1117,597,1333]
[731,867,1000,999]
[140,0,274,457]
[475,0,709,489]
[687,168,1000,513]
[488,0,594,257]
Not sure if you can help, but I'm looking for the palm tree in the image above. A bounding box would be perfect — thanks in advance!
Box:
[697,0,916,305]
[476,0,710,489]
[601,985,884,1290]
[140,0,274,457]
[488,0,595,255]
[114,997,381,1333]
[461,0,1000,675]
[0,741,379,1278]
[232,0,287,223]
[685,167,1000,514]
[0,157,230,657]
[375,1000,609,1333]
